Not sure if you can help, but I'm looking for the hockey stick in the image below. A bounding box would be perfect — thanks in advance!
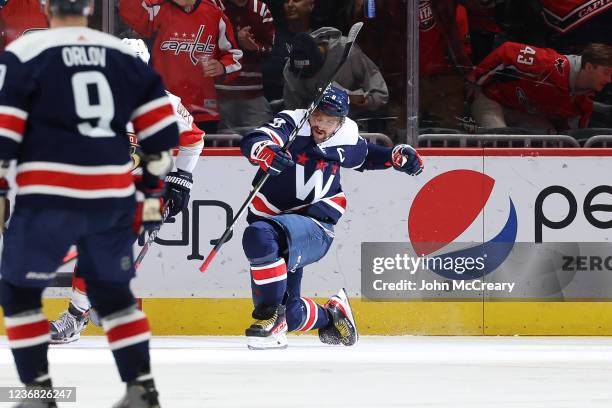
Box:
[134,202,171,270]
[62,249,78,265]
[199,22,364,273]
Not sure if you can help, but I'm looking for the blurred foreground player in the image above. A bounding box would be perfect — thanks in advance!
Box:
[0,2,179,407]
[48,38,205,345]
[240,86,424,349]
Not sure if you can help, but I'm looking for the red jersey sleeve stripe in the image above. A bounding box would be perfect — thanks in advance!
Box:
[0,105,28,120]
[0,127,22,143]
[137,116,177,142]
[131,96,171,120]
[0,108,27,141]
[255,127,284,146]
[217,17,243,74]
[132,103,175,135]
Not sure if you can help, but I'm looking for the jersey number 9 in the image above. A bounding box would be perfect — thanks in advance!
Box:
[71,71,115,138]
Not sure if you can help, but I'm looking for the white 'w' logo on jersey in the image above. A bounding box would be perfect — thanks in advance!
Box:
[295,166,334,201]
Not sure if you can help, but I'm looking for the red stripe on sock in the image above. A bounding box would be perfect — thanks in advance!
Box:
[72,275,87,292]
[106,318,150,344]
[6,320,48,341]
[251,262,287,281]
[299,298,318,331]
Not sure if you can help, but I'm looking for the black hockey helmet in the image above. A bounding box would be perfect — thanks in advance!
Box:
[48,0,92,16]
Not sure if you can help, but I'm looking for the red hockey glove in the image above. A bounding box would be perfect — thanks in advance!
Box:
[250,142,294,176]
[391,145,423,176]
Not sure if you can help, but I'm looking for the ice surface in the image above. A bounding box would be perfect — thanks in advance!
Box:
[1,336,612,407]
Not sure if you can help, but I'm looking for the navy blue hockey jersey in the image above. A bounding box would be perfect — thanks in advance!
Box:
[0,27,179,209]
[240,109,393,225]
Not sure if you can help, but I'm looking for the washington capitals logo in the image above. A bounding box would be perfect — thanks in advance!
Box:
[159,25,216,65]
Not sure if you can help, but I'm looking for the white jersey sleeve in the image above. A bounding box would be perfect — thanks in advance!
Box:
[166,92,205,172]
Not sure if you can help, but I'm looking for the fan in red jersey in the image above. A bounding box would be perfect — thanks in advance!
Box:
[119,0,243,133]
[471,42,612,131]
[0,0,48,51]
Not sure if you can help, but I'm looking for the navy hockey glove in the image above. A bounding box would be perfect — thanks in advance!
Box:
[251,142,294,176]
[164,170,193,218]
[0,177,9,233]
[391,145,423,176]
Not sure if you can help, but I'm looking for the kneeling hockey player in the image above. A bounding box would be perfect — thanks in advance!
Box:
[240,86,423,349]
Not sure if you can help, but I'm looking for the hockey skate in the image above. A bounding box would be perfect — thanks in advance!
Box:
[12,379,57,408]
[245,304,288,350]
[319,288,358,346]
[112,378,160,408]
[49,303,89,344]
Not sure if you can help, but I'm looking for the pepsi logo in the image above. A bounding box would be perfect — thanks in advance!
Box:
[408,170,517,279]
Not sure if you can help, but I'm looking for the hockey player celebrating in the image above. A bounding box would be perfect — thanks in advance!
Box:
[240,86,423,350]
[48,38,205,345]
[0,1,178,407]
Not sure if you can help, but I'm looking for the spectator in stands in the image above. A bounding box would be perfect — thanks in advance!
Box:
[283,28,388,121]
[463,0,506,64]
[354,0,406,141]
[500,0,612,53]
[119,0,243,133]
[262,0,315,102]
[322,0,383,74]
[419,0,473,129]
[0,0,48,51]
[541,0,612,52]
[471,42,612,132]
[214,0,276,131]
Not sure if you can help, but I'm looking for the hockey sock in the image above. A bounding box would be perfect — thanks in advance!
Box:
[243,221,287,305]
[86,280,151,382]
[70,276,90,313]
[0,280,49,384]
[102,305,152,382]
[286,296,331,332]
[250,258,288,305]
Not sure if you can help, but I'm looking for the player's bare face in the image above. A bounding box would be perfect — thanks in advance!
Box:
[591,65,612,92]
[309,110,342,144]
[284,0,314,21]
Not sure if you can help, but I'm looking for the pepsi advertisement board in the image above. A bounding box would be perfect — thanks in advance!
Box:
[5,148,610,300]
